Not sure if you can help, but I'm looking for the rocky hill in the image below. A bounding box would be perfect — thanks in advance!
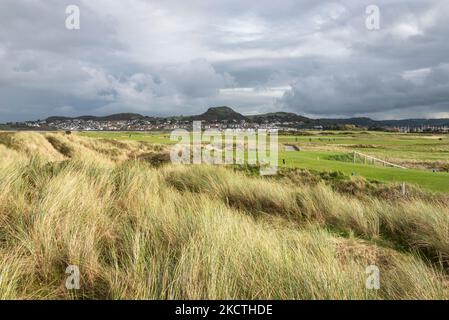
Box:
[190,106,248,121]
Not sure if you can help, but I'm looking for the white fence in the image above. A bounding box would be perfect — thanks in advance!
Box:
[353,151,408,169]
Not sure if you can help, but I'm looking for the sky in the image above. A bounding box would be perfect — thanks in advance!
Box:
[1,0,449,122]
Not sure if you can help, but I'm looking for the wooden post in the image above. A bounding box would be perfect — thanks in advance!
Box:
[401,182,406,196]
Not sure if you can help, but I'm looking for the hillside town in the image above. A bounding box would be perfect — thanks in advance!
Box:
[4,106,449,133]
[9,118,449,133]
[13,118,304,132]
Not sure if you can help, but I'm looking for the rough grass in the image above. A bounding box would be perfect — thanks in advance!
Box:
[0,132,448,299]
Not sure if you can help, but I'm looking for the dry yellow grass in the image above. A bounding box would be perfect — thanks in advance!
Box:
[0,132,448,299]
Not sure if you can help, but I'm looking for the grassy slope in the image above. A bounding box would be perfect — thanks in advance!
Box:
[80,131,175,144]
[80,131,449,193]
[280,151,449,193]
[280,131,449,192]
[0,132,449,299]
[280,132,449,161]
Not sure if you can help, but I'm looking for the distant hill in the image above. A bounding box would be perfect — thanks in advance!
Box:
[46,113,146,122]
[318,117,377,127]
[379,118,449,127]
[46,108,249,123]
[42,107,449,129]
[318,117,449,128]
[190,106,248,121]
[248,112,311,124]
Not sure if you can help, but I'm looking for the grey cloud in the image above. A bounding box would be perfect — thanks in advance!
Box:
[1,0,449,121]
[280,63,449,118]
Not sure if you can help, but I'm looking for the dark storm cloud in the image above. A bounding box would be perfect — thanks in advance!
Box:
[0,0,448,121]
[282,63,449,118]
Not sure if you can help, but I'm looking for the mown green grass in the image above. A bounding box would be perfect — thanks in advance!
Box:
[280,132,449,161]
[279,151,449,193]
[80,131,449,193]
[280,131,449,192]
[81,130,449,149]
[279,131,448,145]
[81,131,449,192]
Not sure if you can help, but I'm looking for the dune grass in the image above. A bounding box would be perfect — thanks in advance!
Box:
[0,132,448,299]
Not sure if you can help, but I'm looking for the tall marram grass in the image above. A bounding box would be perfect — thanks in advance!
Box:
[0,132,448,299]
